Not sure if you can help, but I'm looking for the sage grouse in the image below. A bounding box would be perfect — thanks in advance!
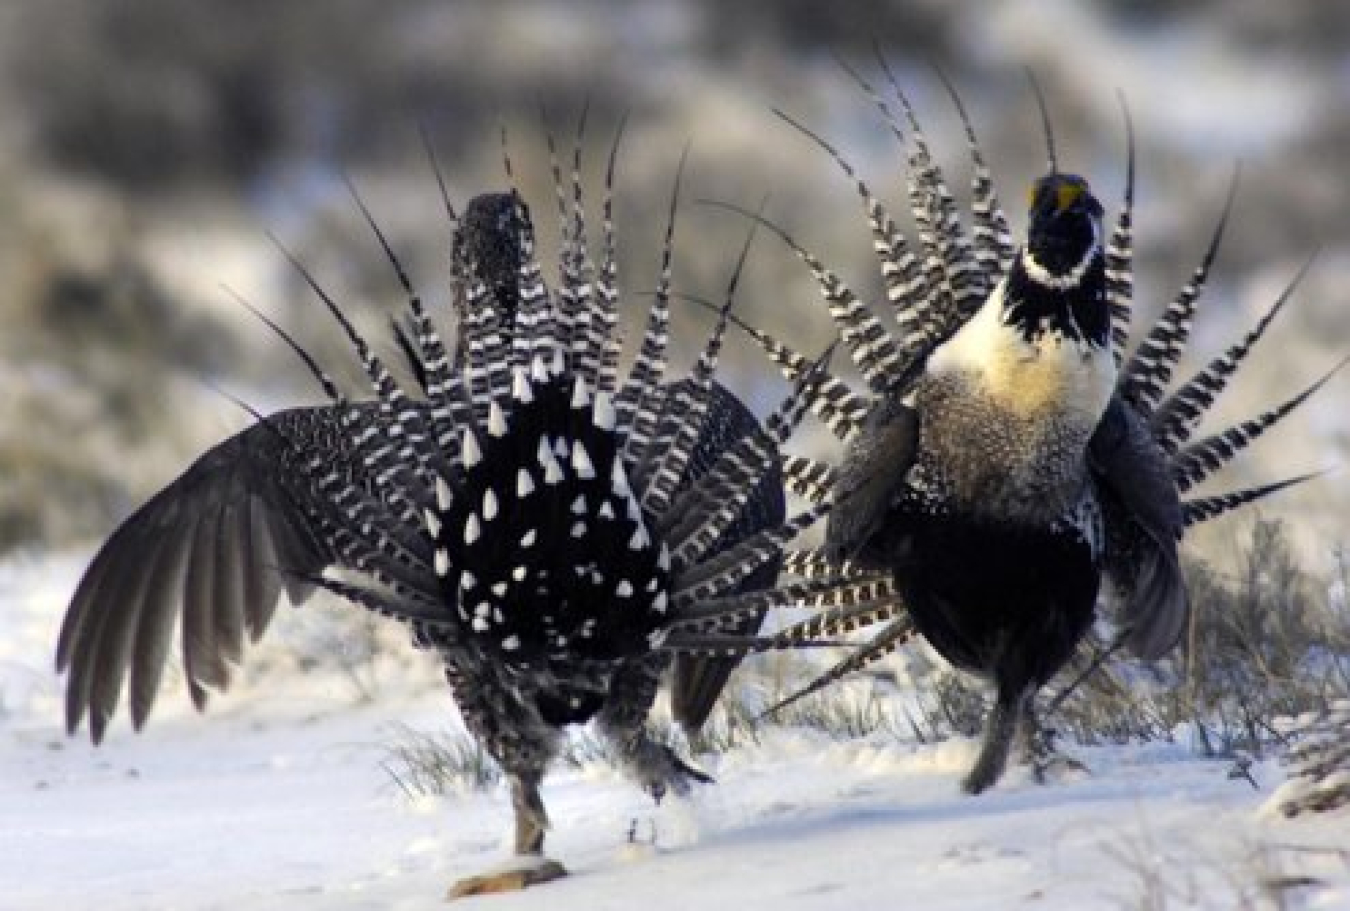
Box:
[744,75,1337,795]
[55,140,866,895]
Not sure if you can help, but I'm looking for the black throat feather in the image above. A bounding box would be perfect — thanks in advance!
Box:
[1003,254,1110,347]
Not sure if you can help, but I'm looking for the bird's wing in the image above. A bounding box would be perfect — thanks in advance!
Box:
[1088,395,1188,660]
[824,396,919,566]
[54,405,359,743]
[669,381,786,731]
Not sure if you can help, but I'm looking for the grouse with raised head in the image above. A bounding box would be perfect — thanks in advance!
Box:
[741,72,1337,794]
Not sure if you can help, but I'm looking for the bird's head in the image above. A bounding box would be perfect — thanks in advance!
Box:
[992,172,1110,351]
[925,169,1115,418]
[1023,173,1104,285]
[461,191,533,323]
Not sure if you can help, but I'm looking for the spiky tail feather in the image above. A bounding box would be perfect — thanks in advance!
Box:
[1181,472,1326,528]
[1120,170,1237,414]
[758,616,916,720]
[281,146,906,675]
[56,126,908,743]
[739,76,1335,720]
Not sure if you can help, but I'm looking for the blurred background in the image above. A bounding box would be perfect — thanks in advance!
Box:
[2,0,1347,572]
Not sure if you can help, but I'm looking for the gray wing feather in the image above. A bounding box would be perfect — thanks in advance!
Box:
[1089,395,1188,660]
[181,511,229,709]
[825,396,919,565]
[669,381,786,731]
[56,407,343,742]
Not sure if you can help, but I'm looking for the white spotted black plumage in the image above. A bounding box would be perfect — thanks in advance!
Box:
[431,367,668,667]
[54,131,891,880]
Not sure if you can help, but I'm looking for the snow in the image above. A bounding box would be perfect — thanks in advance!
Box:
[3,551,1348,909]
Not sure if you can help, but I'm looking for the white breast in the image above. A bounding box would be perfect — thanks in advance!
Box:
[926,276,1116,429]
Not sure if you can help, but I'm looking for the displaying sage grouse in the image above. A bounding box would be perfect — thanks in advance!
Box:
[55,138,867,895]
[743,72,1337,795]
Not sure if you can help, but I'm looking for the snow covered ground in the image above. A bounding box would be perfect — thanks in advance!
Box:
[3,551,1347,909]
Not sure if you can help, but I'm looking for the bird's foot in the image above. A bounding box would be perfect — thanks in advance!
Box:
[446,856,567,899]
[1030,752,1089,785]
[1021,726,1088,785]
[622,778,703,858]
[961,760,1002,796]
[627,816,658,846]
[615,817,661,863]
[637,745,714,804]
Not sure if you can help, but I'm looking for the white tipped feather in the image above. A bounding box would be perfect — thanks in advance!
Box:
[487,401,509,437]
[592,391,616,430]
[461,429,484,468]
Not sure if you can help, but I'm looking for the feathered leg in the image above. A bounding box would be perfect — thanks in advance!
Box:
[964,683,1032,795]
[442,662,568,898]
[1016,695,1088,784]
[508,768,550,855]
[597,655,713,802]
[447,769,566,898]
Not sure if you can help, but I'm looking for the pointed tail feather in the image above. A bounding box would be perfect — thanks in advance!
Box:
[716,309,870,441]
[703,199,899,395]
[933,64,1015,276]
[773,597,904,642]
[1151,253,1314,453]
[884,68,985,326]
[1182,472,1328,528]
[616,148,685,469]
[668,578,877,633]
[1103,93,1136,368]
[757,616,916,720]
[781,455,839,504]
[1121,168,1238,413]
[673,503,830,608]
[1171,356,1349,493]
[774,107,936,373]
[663,354,829,569]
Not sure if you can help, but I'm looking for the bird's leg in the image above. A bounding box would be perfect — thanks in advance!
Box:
[616,732,716,804]
[597,657,713,805]
[594,659,712,850]
[447,767,568,899]
[600,723,709,855]
[963,684,1032,795]
[627,817,658,846]
[509,769,550,856]
[1016,698,1088,784]
[442,664,567,899]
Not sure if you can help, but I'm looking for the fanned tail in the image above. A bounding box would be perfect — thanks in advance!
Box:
[1120,169,1238,414]
[1151,254,1315,454]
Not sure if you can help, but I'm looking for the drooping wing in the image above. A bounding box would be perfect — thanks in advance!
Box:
[668,381,786,731]
[825,395,919,567]
[54,405,369,743]
[1088,395,1188,660]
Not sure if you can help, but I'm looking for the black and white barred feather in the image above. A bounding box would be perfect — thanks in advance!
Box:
[741,73,1334,706]
[55,132,880,747]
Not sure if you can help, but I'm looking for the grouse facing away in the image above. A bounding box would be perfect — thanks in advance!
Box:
[55,142,877,895]
[740,75,1338,795]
